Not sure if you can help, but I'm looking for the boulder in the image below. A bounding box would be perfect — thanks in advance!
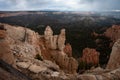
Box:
[28,64,47,73]
[16,62,31,69]
[51,72,60,77]
[43,60,59,71]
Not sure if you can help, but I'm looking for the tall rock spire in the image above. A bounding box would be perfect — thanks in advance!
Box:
[44,26,53,40]
[107,39,120,69]
[58,29,66,51]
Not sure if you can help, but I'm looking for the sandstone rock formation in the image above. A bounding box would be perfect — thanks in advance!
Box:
[0,30,6,39]
[58,29,66,51]
[1,58,120,80]
[80,48,100,66]
[44,26,66,51]
[16,57,60,73]
[107,39,120,70]
[64,43,72,57]
[0,24,6,39]
[53,52,78,74]
[1,23,120,80]
[44,26,53,40]
[43,26,78,74]
[0,23,78,75]
[77,67,120,80]
[104,25,120,42]
[0,24,15,65]
[50,35,58,49]
[0,59,31,80]
[44,26,58,49]
[2,23,42,58]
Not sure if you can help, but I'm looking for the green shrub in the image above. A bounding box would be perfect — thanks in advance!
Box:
[35,54,43,61]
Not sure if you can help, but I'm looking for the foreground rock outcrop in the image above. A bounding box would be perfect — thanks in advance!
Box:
[0,24,15,66]
[0,59,31,80]
[107,39,120,69]
[77,67,120,80]
[1,23,120,80]
[0,23,78,76]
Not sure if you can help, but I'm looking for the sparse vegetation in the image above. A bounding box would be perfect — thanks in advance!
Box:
[35,54,43,61]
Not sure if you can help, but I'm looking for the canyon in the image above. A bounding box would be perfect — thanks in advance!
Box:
[0,23,120,80]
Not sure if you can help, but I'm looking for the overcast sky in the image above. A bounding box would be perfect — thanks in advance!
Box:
[0,0,120,11]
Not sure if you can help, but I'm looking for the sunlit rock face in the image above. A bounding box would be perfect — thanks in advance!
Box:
[58,29,66,51]
[0,23,78,75]
[107,39,120,70]
[50,35,58,49]
[80,48,100,66]
[0,24,15,66]
[44,26,66,51]
[44,26,53,40]
[1,23,42,58]
[104,25,120,42]
[44,26,58,49]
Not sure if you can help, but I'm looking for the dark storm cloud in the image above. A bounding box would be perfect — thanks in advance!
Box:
[0,0,120,11]
[80,0,120,11]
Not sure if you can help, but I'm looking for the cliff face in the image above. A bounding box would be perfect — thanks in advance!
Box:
[1,23,120,80]
[42,26,78,74]
[0,23,78,75]
[107,39,120,69]
[0,25,15,66]
[104,25,120,42]
[3,23,41,58]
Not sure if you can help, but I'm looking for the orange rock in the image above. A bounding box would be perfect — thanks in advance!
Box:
[80,48,100,66]
[0,30,6,39]
[104,25,120,42]
[0,25,7,39]
[0,30,15,65]
[54,52,78,74]
[64,43,72,57]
